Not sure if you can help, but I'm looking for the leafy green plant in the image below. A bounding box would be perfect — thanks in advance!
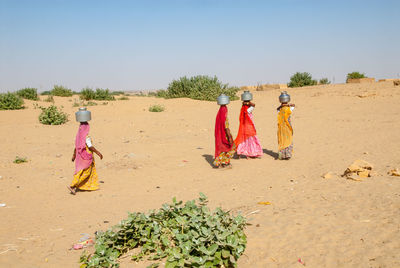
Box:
[288,72,317,88]
[149,105,165,112]
[346,72,366,82]
[40,90,52,95]
[0,93,24,110]
[51,85,73,97]
[13,156,28,164]
[38,105,68,125]
[80,194,247,268]
[319,78,331,85]
[80,88,97,101]
[160,75,239,101]
[16,88,39,100]
[111,91,125,96]
[44,95,54,103]
[80,88,115,101]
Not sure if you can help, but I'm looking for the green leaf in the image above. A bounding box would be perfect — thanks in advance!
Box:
[207,244,218,255]
[222,249,230,259]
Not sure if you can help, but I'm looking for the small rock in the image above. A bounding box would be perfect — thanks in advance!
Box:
[103,220,109,223]
[156,186,160,189]
[0,176,2,179]
[55,154,62,158]
[256,224,260,227]
[388,168,400,177]
[322,172,334,179]
[99,181,105,183]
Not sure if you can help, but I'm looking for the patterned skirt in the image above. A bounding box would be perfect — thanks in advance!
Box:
[278,143,293,160]
[70,162,99,191]
[236,135,263,157]
[214,144,236,167]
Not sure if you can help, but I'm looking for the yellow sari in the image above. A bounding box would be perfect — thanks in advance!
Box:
[70,148,99,191]
[277,106,293,159]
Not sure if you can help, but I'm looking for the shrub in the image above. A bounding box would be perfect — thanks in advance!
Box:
[40,90,51,95]
[111,91,125,95]
[346,72,366,82]
[38,105,68,125]
[16,88,39,100]
[44,95,54,103]
[51,85,73,97]
[80,194,247,268]
[149,104,165,112]
[14,156,28,164]
[0,93,24,110]
[319,78,331,85]
[288,72,317,88]
[161,75,239,101]
[79,88,115,101]
[118,96,129,100]
[85,101,98,106]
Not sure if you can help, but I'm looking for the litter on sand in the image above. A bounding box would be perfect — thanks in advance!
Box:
[257,201,271,205]
[0,204,6,207]
[298,258,306,265]
[388,168,400,177]
[71,234,94,250]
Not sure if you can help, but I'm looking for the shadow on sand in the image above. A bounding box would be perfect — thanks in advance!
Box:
[263,149,279,159]
[202,154,215,168]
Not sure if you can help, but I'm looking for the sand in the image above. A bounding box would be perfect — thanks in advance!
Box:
[1,82,400,267]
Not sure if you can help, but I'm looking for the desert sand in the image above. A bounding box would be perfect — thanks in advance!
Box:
[1,82,400,267]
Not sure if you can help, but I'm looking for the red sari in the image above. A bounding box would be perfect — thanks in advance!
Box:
[214,106,235,166]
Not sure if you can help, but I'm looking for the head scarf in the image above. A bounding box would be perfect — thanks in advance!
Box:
[234,104,257,146]
[74,122,93,174]
[214,106,232,157]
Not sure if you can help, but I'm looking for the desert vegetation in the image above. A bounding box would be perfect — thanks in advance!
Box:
[0,92,24,110]
[288,72,317,88]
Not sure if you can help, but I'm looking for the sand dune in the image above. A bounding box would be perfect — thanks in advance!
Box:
[1,82,400,267]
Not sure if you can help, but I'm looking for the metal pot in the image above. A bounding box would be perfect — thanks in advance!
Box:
[279,91,291,103]
[75,107,91,122]
[217,94,230,105]
[241,90,253,101]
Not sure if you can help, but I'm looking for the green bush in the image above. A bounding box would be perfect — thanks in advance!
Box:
[111,91,125,95]
[80,88,97,101]
[13,156,28,164]
[51,85,73,97]
[0,93,24,110]
[80,194,247,268]
[160,75,239,101]
[40,90,51,95]
[149,104,165,112]
[288,72,317,88]
[319,78,331,85]
[44,95,54,103]
[79,88,115,101]
[346,72,366,82]
[118,96,129,100]
[16,88,39,100]
[38,105,68,125]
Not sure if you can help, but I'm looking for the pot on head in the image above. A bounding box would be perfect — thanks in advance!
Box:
[217,94,230,105]
[75,107,91,122]
[241,90,253,101]
[279,91,291,103]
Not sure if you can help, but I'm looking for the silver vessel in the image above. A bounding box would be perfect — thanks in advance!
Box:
[279,91,291,103]
[217,94,230,105]
[75,107,91,122]
[241,90,253,101]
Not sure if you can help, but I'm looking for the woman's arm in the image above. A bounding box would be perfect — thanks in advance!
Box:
[225,128,233,145]
[71,148,76,162]
[89,146,103,159]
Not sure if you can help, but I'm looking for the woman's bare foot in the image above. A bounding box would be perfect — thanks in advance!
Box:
[67,186,76,195]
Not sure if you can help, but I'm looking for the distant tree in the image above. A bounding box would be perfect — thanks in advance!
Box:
[288,72,317,88]
[319,78,331,85]
[346,72,366,82]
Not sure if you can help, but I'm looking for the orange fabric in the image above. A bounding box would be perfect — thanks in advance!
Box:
[234,105,257,147]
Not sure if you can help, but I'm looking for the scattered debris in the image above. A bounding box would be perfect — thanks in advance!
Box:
[257,201,271,205]
[71,234,94,250]
[298,258,306,266]
[55,154,62,158]
[388,168,400,177]
[0,203,6,207]
[343,159,374,181]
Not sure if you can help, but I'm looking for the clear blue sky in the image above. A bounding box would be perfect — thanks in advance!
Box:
[1,0,399,92]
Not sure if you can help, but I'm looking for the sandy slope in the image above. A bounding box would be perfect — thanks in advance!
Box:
[0,82,399,267]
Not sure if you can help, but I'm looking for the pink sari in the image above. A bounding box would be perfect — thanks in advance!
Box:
[74,123,93,174]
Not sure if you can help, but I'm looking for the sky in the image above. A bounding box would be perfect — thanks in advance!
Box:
[0,0,399,92]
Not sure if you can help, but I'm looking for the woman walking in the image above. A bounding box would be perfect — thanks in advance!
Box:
[68,108,103,194]
[234,91,262,158]
[277,91,295,160]
[214,94,235,168]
